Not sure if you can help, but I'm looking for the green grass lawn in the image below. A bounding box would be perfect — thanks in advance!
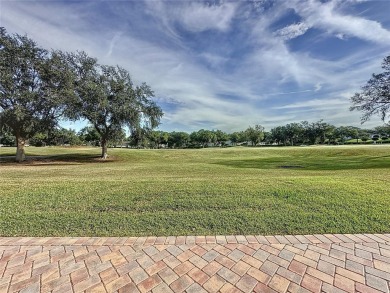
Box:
[0,145,389,236]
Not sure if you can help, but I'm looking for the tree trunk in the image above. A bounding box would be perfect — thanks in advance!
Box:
[101,139,108,159]
[16,135,26,162]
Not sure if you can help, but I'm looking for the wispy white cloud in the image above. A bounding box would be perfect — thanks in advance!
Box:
[177,2,237,32]
[274,22,310,40]
[144,1,237,33]
[106,32,123,57]
[274,98,349,110]
[314,83,322,92]
[267,89,313,96]
[335,33,346,40]
[288,0,390,44]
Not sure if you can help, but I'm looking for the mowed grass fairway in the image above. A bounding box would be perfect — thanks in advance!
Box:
[0,145,389,236]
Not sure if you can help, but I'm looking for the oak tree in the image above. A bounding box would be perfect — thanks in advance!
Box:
[0,28,72,161]
[351,55,390,123]
[66,52,163,159]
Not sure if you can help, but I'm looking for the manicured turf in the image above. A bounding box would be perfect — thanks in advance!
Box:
[0,145,389,236]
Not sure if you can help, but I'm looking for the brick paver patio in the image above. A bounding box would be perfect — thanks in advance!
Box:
[0,234,389,293]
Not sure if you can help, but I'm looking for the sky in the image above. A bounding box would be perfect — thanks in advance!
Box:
[1,0,390,132]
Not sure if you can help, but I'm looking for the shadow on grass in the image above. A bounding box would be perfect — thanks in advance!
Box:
[214,155,390,171]
[0,153,118,166]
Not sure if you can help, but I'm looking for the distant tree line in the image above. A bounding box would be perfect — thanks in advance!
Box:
[0,28,162,161]
[2,120,389,149]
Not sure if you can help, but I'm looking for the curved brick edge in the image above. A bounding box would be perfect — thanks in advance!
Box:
[0,233,390,246]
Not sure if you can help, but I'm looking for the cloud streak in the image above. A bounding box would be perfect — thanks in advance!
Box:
[287,0,390,44]
[274,22,310,40]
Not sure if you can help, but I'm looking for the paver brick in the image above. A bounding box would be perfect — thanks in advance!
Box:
[304,249,321,261]
[137,254,156,269]
[146,260,167,276]
[203,274,226,292]
[365,266,390,281]
[202,260,223,276]
[355,248,373,260]
[220,282,243,293]
[276,266,302,284]
[129,267,149,284]
[187,283,208,293]
[374,259,390,272]
[253,249,270,262]
[334,273,355,293]
[41,275,69,292]
[213,244,231,256]
[202,249,219,262]
[152,282,174,293]
[40,264,60,284]
[226,236,238,244]
[306,267,333,284]
[11,268,32,284]
[163,254,182,269]
[235,274,257,293]
[288,282,312,293]
[71,267,89,285]
[151,249,170,262]
[73,274,101,292]
[169,275,192,292]
[301,274,322,293]
[216,255,236,268]
[356,282,384,293]
[173,260,194,276]
[228,249,245,262]
[260,260,279,276]
[320,254,345,267]
[263,244,282,255]
[191,245,207,257]
[237,244,255,256]
[289,259,308,276]
[268,274,290,293]
[217,266,240,284]
[366,273,390,293]
[279,249,295,262]
[321,282,348,293]
[347,253,373,266]
[177,250,194,262]
[332,244,355,255]
[242,255,262,269]
[138,274,162,293]
[317,259,335,276]
[231,260,251,276]
[295,254,319,268]
[268,254,290,268]
[158,267,179,285]
[254,282,278,293]
[345,259,364,275]
[336,266,365,283]
[188,267,209,285]
[246,265,271,283]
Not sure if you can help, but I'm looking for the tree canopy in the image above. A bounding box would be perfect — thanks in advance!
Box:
[351,55,390,123]
[65,52,163,158]
[0,28,73,161]
[245,125,264,146]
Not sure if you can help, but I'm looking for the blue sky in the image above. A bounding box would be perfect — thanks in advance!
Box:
[1,0,390,132]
